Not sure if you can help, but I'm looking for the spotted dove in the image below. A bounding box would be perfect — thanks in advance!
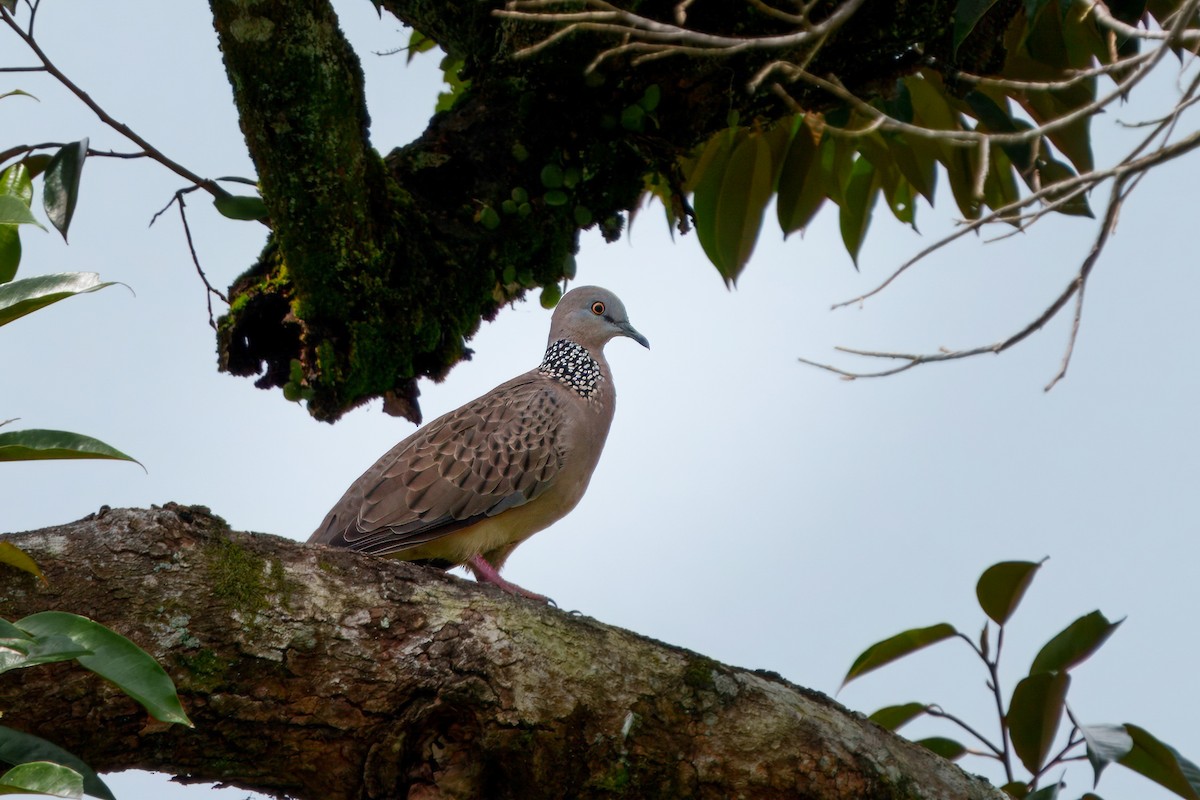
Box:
[309,286,648,601]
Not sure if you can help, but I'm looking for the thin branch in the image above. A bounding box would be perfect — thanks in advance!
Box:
[173,190,230,330]
[497,0,868,66]
[0,6,219,197]
[925,705,1005,758]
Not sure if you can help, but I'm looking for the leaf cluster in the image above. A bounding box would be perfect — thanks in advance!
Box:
[661,0,1200,284]
[0,114,138,467]
[843,559,1200,800]
[0,601,191,799]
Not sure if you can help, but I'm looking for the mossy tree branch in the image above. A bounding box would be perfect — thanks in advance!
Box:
[0,505,1005,800]
[209,0,1016,423]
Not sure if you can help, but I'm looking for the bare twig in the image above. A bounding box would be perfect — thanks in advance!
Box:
[0,5,218,198]
[496,0,867,69]
[170,189,231,330]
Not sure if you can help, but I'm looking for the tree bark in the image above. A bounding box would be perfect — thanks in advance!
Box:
[0,505,1004,800]
[209,0,1017,423]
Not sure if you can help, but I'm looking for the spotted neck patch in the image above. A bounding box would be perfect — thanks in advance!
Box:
[539,339,602,397]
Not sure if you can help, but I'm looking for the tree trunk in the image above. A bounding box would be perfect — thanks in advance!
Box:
[0,505,1003,800]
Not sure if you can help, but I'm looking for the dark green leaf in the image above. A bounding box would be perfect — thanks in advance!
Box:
[917,736,967,760]
[539,164,564,189]
[1019,81,1096,174]
[691,131,737,274]
[1118,725,1200,800]
[0,727,114,800]
[712,133,774,285]
[776,127,827,234]
[0,272,114,327]
[17,612,191,726]
[869,702,927,731]
[0,226,18,284]
[1037,157,1093,217]
[1029,611,1122,675]
[639,84,661,112]
[954,0,1004,53]
[842,623,958,687]
[1080,723,1133,786]
[886,133,937,204]
[839,156,878,268]
[1025,782,1062,800]
[212,194,268,222]
[0,542,46,584]
[0,760,83,798]
[20,154,53,180]
[0,634,92,674]
[0,430,140,467]
[1000,781,1030,799]
[42,139,87,241]
[977,559,1044,625]
[0,195,43,229]
[1008,671,1071,775]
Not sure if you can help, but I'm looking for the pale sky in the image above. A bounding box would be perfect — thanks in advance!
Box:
[2,3,1198,799]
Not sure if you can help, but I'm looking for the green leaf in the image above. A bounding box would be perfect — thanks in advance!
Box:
[869,702,928,731]
[0,634,92,674]
[1025,782,1062,800]
[0,430,140,467]
[42,140,87,242]
[213,194,268,222]
[0,761,83,798]
[0,163,34,283]
[1008,671,1071,775]
[1037,157,1093,218]
[839,156,878,267]
[954,0,1004,53]
[1,162,34,207]
[917,736,967,760]
[0,195,43,229]
[776,127,828,235]
[1118,725,1200,800]
[0,727,114,800]
[711,133,774,285]
[0,542,46,584]
[0,272,114,327]
[1080,723,1133,786]
[841,623,958,687]
[0,226,18,284]
[1029,611,1122,675]
[976,559,1044,625]
[21,154,53,180]
[886,133,937,204]
[1000,780,1030,799]
[406,28,437,64]
[690,131,737,275]
[16,612,192,726]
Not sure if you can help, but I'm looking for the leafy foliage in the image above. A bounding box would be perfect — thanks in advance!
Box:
[663,0,1200,282]
[0,113,137,467]
[843,559,1200,800]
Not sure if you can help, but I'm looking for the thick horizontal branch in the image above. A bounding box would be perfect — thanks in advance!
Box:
[0,506,1004,800]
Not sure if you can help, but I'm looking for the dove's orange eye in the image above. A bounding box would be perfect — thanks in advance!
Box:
[591,301,605,315]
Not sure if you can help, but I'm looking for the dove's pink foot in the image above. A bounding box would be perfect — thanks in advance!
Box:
[467,555,552,604]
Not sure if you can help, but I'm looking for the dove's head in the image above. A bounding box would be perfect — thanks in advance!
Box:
[549,286,649,351]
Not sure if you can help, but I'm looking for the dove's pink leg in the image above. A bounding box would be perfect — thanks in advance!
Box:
[467,555,552,604]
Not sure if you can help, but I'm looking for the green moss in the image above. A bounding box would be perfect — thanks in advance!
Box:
[682,656,719,691]
[204,537,298,619]
[592,762,630,793]
[178,648,230,692]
